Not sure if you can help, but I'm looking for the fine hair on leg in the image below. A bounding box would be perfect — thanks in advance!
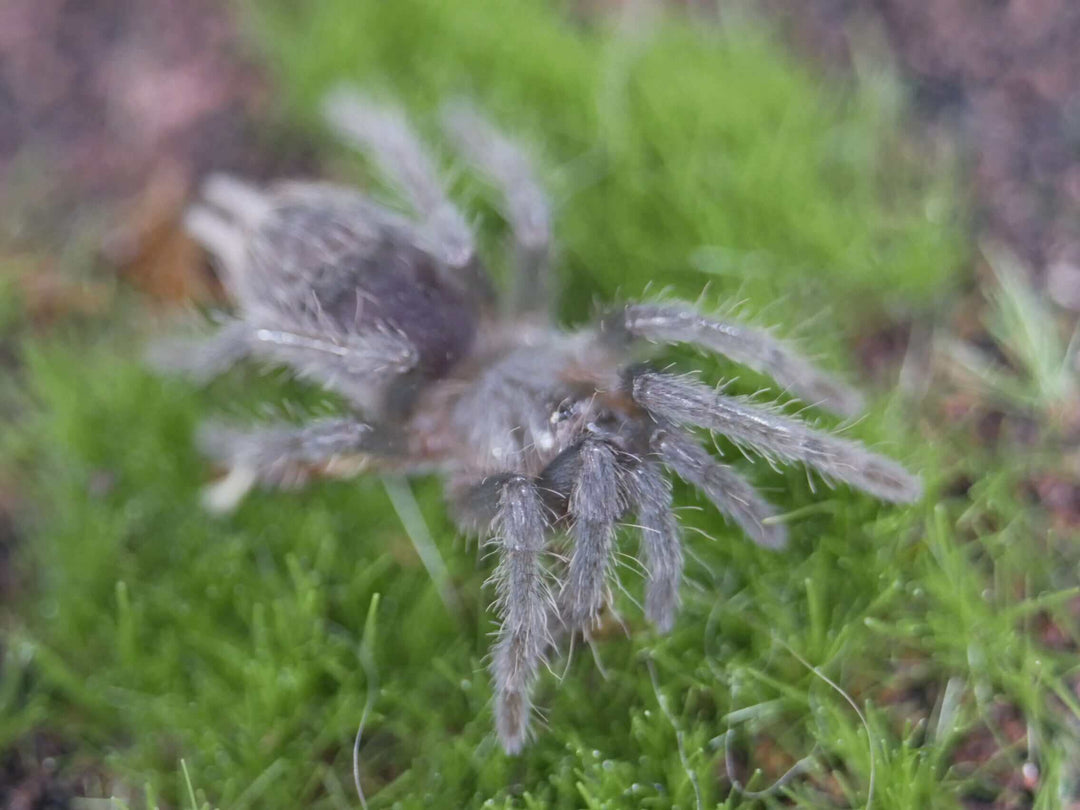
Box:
[653,427,787,549]
[145,319,252,384]
[198,416,390,490]
[620,302,864,417]
[320,87,475,269]
[623,461,683,632]
[484,475,554,754]
[630,370,923,503]
[561,440,625,631]
[440,100,552,314]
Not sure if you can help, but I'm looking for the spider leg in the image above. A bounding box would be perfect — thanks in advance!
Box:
[616,302,864,417]
[653,427,787,549]
[560,439,625,632]
[244,313,419,409]
[261,181,421,249]
[441,100,553,315]
[183,201,250,299]
[458,474,554,754]
[145,318,252,383]
[629,370,923,503]
[158,191,264,378]
[197,416,399,512]
[320,87,476,271]
[623,461,683,632]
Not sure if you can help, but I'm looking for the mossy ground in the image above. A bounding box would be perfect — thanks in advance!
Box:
[2,1,1076,808]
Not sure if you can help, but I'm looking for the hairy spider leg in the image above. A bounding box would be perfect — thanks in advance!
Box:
[652,427,787,549]
[618,301,865,418]
[146,191,264,381]
[622,461,683,632]
[321,88,477,273]
[144,318,252,384]
[457,474,555,754]
[441,101,554,317]
[197,417,399,512]
[560,439,624,632]
[630,370,923,503]
[183,203,248,291]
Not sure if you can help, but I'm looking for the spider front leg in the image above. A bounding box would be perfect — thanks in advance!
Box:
[615,302,865,417]
[196,416,397,512]
[558,439,626,632]
[456,474,554,754]
[629,370,923,502]
[147,189,264,380]
[440,101,553,316]
[623,434,784,634]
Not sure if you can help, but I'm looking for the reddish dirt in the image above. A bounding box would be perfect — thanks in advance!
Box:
[1,0,315,306]
[2,0,262,197]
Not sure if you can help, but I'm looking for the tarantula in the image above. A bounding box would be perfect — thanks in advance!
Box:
[154,87,922,754]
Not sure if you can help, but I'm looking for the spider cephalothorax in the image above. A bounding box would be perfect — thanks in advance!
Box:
[154,88,922,753]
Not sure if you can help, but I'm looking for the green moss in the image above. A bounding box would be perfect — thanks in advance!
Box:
[4,1,1074,808]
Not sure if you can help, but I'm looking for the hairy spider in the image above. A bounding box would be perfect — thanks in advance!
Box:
[154,87,922,754]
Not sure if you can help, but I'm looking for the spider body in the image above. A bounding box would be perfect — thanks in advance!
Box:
[157,88,922,753]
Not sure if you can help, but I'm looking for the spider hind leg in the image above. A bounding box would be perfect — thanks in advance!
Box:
[196,416,395,512]
[441,101,553,315]
[145,318,252,383]
[321,87,476,271]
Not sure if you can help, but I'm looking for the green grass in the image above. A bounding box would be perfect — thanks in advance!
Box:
[3,0,1077,807]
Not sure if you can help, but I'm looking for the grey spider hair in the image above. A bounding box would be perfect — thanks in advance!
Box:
[152,86,922,754]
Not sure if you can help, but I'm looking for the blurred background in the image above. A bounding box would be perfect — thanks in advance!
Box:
[1,1,1078,808]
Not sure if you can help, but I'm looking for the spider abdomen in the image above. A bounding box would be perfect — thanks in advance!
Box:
[245,199,478,380]
[328,250,476,378]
